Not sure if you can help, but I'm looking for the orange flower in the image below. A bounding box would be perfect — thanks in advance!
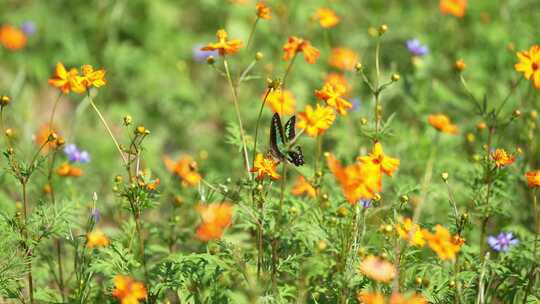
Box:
[56,162,83,177]
[315,82,352,115]
[256,2,272,20]
[297,104,336,137]
[265,89,296,115]
[283,36,320,64]
[358,292,385,304]
[0,25,27,51]
[455,59,467,71]
[490,148,515,168]
[329,48,359,71]
[514,45,540,89]
[48,63,86,94]
[81,64,107,89]
[86,230,110,248]
[325,73,351,93]
[326,153,381,203]
[35,124,61,153]
[422,225,462,260]
[314,8,340,28]
[251,153,280,180]
[196,203,233,241]
[201,29,243,56]
[163,155,202,186]
[440,0,467,18]
[112,275,147,304]
[291,176,317,198]
[358,292,427,304]
[525,170,540,188]
[395,218,425,247]
[428,114,458,135]
[358,142,400,176]
[359,256,396,283]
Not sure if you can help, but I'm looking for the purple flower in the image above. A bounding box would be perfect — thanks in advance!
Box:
[192,44,218,62]
[91,208,100,223]
[406,39,429,57]
[21,21,36,35]
[360,199,371,208]
[488,232,518,252]
[63,144,90,163]
[349,97,361,113]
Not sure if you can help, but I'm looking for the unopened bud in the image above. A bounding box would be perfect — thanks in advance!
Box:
[123,115,132,126]
[255,52,263,61]
[206,56,215,65]
[0,95,10,107]
[441,172,449,182]
[378,24,388,35]
[513,109,521,118]
[135,126,146,135]
[355,63,363,71]
[391,73,400,82]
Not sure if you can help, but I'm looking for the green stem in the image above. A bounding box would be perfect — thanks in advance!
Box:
[282,54,297,88]
[252,89,272,162]
[22,182,34,304]
[245,18,259,51]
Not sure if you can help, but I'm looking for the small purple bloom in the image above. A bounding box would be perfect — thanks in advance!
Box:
[488,232,518,252]
[91,208,100,223]
[193,44,218,62]
[63,144,90,163]
[406,39,429,57]
[349,97,361,113]
[21,21,36,35]
[360,199,371,208]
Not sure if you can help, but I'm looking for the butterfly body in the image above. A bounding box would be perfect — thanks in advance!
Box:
[269,113,305,166]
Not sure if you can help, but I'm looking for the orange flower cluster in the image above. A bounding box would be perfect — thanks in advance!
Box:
[163,155,202,186]
[202,29,243,56]
[283,36,320,64]
[314,8,340,28]
[329,48,359,71]
[358,292,427,304]
[359,256,396,283]
[196,203,233,241]
[490,148,515,168]
[525,169,540,188]
[0,24,27,51]
[327,142,399,204]
[428,114,458,135]
[515,45,540,89]
[251,153,280,180]
[422,225,463,260]
[396,218,425,247]
[86,230,110,248]
[440,0,467,18]
[265,89,296,115]
[297,104,336,137]
[256,2,272,20]
[48,63,107,94]
[291,176,317,198]
[315,82,352,115]
[57,162,83,177]
[112,275,147,304]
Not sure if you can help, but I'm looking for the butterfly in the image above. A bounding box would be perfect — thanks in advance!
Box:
[269,113,304,166]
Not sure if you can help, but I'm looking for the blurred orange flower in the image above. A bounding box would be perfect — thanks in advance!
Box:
[514,45,540,89]
[163,155,202,186]
[48,63,86,94]
[422,225,462,260]
[86,230,109,248]
[266,89,296,115]
[283,36,320,64]
[490,148,515,168]
[0,25,27,51]
[358,292,427,304]
[395,218,425,247]
[358,292,385,304]
[291,176,317,198]
[525,170,540,188]
[112,275,147,304]
[81,64,107,89]
[440,0,467,18]
[325,73,351,93]
[428,114,458,135]
[56,162,83,177]
[358,142,400,176]
[35,124,61,153]
[314,8,340,28]
[455,59,467,71]
[297,104,336,137]
[196,202,233,241]
[202,29,243,56]
[329,48,359,71]
[256,2,272,20]
[326,153,381,203]
[251,153,280,180]
[315,82,352,115]
[359,256,396,282]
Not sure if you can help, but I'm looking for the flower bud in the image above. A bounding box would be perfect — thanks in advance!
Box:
[47,132,58,142]
[317,240,327,251]
[5,128,13,138]
[476,122,486,131]
[255,52,264,61]
[256,184,264,192]
[530,110,538,119]
[123,115,132,126]
[513,109,521,118]
[391,73,400,82]
[337,206,349,217]
[378,24,388,35]
[466,133,475,143]
[355,63,363,71]
[455,59,467,72]
[373,193,382,202]
[360,117,368,125]
[173,195,184,207]
[135,126,146,135]
[400,195,409,203]
[441,172,449,182]
[0,95,10,107]
[206,56,215,65]
[315,171,323,177]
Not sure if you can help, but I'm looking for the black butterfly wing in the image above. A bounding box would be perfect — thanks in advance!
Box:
[284,115,296,142]
[287,146,304,166]
[270,113,285,159]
